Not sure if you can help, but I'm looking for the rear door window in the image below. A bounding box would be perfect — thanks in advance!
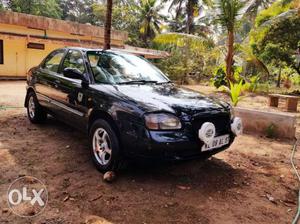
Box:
[42,51,65,73]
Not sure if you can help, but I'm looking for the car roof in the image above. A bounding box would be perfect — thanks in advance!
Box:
[65,47,100,51]
[63,47,122,54]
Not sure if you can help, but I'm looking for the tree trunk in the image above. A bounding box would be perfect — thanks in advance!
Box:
[225,31,234,82]
[104,0,113,50]
[277,67,281,88]
[261,61,270,81]
[186,0,194,34]
[175,1,183,20]
[143,17,151,47]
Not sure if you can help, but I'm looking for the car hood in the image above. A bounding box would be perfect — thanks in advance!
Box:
[93,84,229,116]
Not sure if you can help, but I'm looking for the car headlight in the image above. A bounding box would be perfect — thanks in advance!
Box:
[145,113,182,130]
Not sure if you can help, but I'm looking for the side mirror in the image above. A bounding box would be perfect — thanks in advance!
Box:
[63,68,89,88]
[63,68,83,80]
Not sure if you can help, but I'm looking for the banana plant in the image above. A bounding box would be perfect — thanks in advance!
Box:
[222,80,244,106]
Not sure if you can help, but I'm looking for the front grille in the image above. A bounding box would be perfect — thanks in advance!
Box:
[191,112,231,136]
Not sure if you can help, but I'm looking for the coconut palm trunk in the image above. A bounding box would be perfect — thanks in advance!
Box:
[104,0,113,50]
[142,17,152,45]
[186,0,194,34]
[216,0,244,83]
[226,30,234,82]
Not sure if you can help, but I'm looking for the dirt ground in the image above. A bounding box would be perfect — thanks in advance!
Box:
[0,81,299,224]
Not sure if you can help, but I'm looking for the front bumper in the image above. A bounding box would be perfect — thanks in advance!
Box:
[121,112,240,161]
[122,125,235,161]
[146,130,235,160]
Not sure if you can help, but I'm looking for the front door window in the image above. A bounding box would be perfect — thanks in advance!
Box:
[61,50,86,75]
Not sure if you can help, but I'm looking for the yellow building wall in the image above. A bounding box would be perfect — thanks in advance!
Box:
[0,24,44,36]
[0,24,97,43]
[0,35,66,77]
[0,36,26,76]
[0,23,92,77]
[26,41,63,73]
[0,23,125,78]
[0,24,125,47]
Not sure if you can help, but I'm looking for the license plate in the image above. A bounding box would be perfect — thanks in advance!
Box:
[201,135,230,152]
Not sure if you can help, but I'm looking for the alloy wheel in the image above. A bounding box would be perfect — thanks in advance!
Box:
[92,128,112,165]
[28,96,36,119]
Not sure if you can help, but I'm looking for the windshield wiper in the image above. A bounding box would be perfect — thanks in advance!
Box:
[157,80,173,84]
[117,80,158,85]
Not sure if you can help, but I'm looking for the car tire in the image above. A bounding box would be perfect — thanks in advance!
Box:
[89,119,123,173]
[26,91,47,123]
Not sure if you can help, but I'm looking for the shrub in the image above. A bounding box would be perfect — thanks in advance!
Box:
[256,83,270,93]
[266,123,277,138]
[212,66,227,88]
[233,66,244,83]
[249,75,260,92]
[290,74,300,85]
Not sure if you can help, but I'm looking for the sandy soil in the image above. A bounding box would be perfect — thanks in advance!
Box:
[0,81,299,224]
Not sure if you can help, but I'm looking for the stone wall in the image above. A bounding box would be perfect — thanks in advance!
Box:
[234,107,297,140]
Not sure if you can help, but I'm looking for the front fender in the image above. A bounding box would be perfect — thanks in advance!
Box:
[24,87,36,107]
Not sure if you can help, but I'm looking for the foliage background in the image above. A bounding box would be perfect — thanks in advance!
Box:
[0,0,299,89]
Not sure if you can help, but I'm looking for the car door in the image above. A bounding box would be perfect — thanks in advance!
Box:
[52,49,90,129]
[34,49,67,113]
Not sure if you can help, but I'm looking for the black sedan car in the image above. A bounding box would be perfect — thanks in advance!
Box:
[25,47,242,172]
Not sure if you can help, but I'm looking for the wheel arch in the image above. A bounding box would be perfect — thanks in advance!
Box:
[88,110,121,143]
[24,87,36,107]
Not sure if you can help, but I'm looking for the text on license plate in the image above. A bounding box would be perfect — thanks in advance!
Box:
[201,135,230,152]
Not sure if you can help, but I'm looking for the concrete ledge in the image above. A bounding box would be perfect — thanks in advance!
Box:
[0,76,26,80]
[0,11,128,41]
[234,107,297,140]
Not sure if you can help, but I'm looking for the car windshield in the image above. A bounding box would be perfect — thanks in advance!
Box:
[87,51,169,85]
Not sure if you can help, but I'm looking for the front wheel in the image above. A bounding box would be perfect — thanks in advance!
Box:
[89,119,123,172]
[26,91,47,123]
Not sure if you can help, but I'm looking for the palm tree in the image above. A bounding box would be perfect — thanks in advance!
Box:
[104,0,113,50]
[239,44,270,80]
[166,0,212,34]
[216,0,244,82]
[245,0,274,23]
[167,12,186,33]
[154,32,214,84]
[137,0,165,45]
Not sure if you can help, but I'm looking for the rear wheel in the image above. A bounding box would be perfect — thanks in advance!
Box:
[26,91,47,123]
[89,119,123,172]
